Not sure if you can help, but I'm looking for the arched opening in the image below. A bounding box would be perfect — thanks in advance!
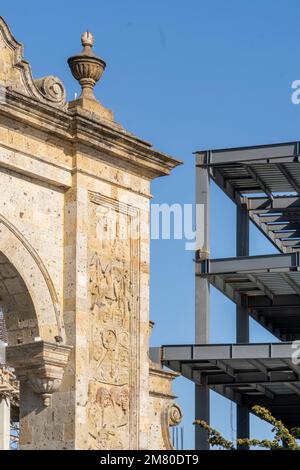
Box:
[0,252,40,450]
[0,220,68,450]
[0,216,65,343]
[0,251,39,346]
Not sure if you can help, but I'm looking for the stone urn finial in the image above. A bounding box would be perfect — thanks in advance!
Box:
[68,31,106,101]
[67,31,113,120]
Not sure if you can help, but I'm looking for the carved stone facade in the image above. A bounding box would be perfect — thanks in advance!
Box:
[0,16,182,450]
[87,194,140,449]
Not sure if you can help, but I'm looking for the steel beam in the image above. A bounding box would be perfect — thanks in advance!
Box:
[249,294,300,307]
[283,360,300,380]
[282,239,300,247]
[285,383,300,396]
[249,211,286,253]
[161,342,296,362]
[266,222,300,231]
[254,383,275,400]
[247,196,300,211]
[195,141,300,166]
[248,359,268,376]
[202,370,297,385]
[200,252,300,275]
[247,273,274,301]
[259,214,300,223]
[278,163,300,194]
[273,230,300,239]
[244,165,273,199]
[280,273,300,296]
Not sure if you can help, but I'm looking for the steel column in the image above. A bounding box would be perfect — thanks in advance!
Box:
[236,204,250,449]
[195,153,210,450]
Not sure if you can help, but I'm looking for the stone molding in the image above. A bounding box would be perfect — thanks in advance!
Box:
[0,88,181,181]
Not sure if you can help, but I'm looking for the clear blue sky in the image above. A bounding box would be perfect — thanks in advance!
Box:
[3,0,300,450]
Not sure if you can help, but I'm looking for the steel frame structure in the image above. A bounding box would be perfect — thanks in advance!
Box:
[150,343,300,428]
[151,140,300,450]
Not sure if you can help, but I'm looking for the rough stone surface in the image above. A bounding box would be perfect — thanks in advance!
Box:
[0,16,182,450]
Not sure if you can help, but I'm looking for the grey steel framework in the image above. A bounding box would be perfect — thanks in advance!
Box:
[200,253,300,341]
[150,140,300,450]
[150,342,300,428]
[203,141,300,253]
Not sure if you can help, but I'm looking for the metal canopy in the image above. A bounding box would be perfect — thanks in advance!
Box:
[196,142,300,253]
[152,343,300,428]
[197,253,300,340]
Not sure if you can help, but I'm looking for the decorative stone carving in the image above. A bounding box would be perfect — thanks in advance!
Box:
[68,32,106,100]
[33,76,66,104]
[161,403,183,450]
[0,16,66,108]
[87,192,139,450]
[68,31,113,120]
[5,341,72,407]
[27,376,61,407]
[149,362,183,450]
[167,403,183,427]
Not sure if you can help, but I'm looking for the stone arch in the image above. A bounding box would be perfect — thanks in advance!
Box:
[0,213,65,345]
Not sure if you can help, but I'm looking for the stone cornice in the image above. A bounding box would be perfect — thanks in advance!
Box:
[149,390,176,399]
[1,90,71,136]
[0,90,182,180]
[149,363,180,380]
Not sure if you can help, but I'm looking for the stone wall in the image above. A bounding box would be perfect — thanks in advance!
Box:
[0,16,182,450]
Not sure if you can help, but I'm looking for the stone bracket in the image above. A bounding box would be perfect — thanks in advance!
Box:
[6,341,72,407]
[161,403,183,450]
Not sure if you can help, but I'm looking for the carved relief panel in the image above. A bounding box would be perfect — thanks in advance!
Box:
[87,193,140,450]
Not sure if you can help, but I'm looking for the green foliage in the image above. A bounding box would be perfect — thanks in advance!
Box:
[194,420,235,450]
[194,406,300,450]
